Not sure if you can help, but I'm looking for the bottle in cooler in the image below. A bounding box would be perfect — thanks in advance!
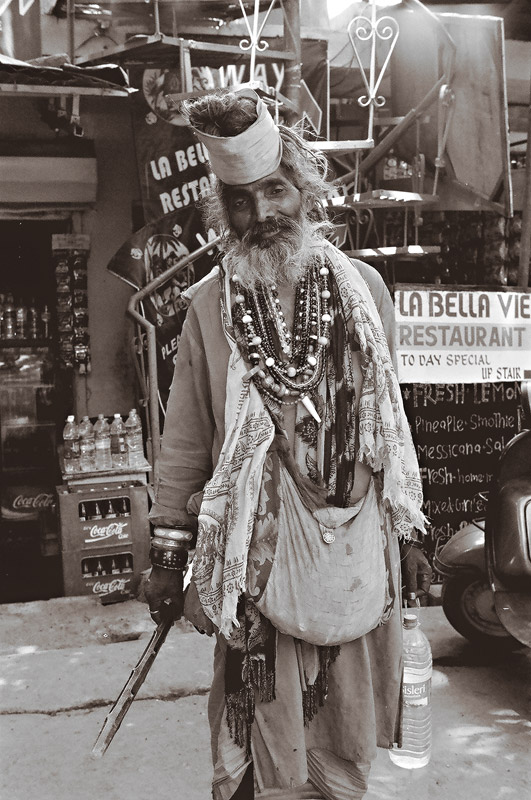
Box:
[3,293,15,339]
[110,413,128,468]
[15,298,27,338]
[28,298,39,339]
[389,612,432,769]
[63,415,80,474]
[125,408,144,467]
[93,414,112,471]
[41,305,51,339]
[79,416,96,472]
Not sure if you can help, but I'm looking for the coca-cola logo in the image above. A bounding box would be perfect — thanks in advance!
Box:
[13,493,54,510]
[92,578,129,595]
[84,521,129,543]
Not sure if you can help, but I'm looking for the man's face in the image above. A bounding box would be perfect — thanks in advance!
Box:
[225,168,303,247]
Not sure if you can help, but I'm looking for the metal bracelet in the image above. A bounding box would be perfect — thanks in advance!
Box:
[151,536,190,551]
[153,526,194,543]
[150,545,188,571]
[405,539,424,550]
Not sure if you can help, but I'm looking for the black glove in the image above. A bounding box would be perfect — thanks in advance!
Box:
[144,565,184,624]
[400,541,433,606]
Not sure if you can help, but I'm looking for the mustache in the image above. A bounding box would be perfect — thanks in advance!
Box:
[243,216,301,247]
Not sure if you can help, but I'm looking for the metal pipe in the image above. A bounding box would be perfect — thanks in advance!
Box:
[67,0,75,62]
[127,238,221,485]
[282,0,301,124]
[335,76,449,186]
[517,80,531,288]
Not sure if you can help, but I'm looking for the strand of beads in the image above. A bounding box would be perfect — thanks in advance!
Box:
[232,259,332,407]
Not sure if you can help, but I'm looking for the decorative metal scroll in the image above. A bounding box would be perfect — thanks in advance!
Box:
[238,0,280,86]
[347,0,399,142]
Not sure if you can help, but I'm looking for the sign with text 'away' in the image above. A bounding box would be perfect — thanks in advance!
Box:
[396,288,531,384]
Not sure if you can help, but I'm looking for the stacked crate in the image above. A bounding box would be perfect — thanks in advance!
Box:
[57,481,150,599]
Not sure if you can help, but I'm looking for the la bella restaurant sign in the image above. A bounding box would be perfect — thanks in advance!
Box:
[395,288,531,384]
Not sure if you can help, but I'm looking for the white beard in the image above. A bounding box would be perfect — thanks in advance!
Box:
[223,214,325,290]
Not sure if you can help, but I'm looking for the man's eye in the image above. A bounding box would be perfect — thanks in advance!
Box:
[269,185,285,196]
[231,197,248,210]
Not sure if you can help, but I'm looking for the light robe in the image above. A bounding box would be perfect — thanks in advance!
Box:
[150,254,403,800]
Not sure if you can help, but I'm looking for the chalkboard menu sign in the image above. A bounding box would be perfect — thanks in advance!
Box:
[402,382,521,579]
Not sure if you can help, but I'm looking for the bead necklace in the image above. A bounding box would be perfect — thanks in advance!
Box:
[232,258,332,422]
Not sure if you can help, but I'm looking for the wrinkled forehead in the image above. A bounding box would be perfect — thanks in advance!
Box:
[223,168,295,198]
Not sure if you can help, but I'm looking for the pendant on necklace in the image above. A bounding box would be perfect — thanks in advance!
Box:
[300,394,321,423]
[321,528,336,544]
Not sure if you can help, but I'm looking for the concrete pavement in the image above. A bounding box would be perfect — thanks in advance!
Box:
[0,596,530,800]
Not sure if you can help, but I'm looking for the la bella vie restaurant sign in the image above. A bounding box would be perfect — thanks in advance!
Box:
[395,287,531,384]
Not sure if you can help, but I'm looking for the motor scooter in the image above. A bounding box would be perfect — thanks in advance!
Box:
[434,381,531,650]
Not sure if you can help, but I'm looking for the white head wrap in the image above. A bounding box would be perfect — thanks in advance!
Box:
[190,88,282,185]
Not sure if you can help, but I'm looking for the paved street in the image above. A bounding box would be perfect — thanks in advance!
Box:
[0,597,530,800]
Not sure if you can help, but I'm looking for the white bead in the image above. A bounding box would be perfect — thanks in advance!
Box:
[321,290,331,299]
[318,336,329,345]
[252,336,262,345]
[319,266,329,276]
[235,294,245,304]
[231,274,240,283]
[265,357,275,367]
[276,384,287,397]
[321,313,332,322]
[287,366,297,377]
[242,314,252,324]
[264,376,274,387]
[258,370,266,378]
[307,355,317,367]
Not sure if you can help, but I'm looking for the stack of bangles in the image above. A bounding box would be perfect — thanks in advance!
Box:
[150,526,194,570]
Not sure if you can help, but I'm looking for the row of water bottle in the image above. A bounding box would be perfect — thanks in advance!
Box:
[63,410,144,473]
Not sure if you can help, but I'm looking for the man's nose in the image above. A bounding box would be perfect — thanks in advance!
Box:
[254,196,275,223]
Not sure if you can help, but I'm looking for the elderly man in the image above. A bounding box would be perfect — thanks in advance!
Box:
[146,88,431,800]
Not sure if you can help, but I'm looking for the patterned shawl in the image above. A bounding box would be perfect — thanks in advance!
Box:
[192,242,426,639]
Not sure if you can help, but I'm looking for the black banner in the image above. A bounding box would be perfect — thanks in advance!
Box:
[107,208,217,409]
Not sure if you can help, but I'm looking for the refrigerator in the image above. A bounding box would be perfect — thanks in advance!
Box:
[0,220,71,602]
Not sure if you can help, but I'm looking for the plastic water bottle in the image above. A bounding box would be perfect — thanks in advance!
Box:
[125,408,144,468]
[79,416,96,472]
[110,413,128,468]
[389,612,432,769]
[93,414,112,471]
[63,415,80,474]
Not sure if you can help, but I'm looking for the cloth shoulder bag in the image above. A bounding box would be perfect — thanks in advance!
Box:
[246,441,391,647]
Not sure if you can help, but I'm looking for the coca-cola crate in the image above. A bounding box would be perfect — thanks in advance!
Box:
[61,547,140,600]
[56,482,150,597]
